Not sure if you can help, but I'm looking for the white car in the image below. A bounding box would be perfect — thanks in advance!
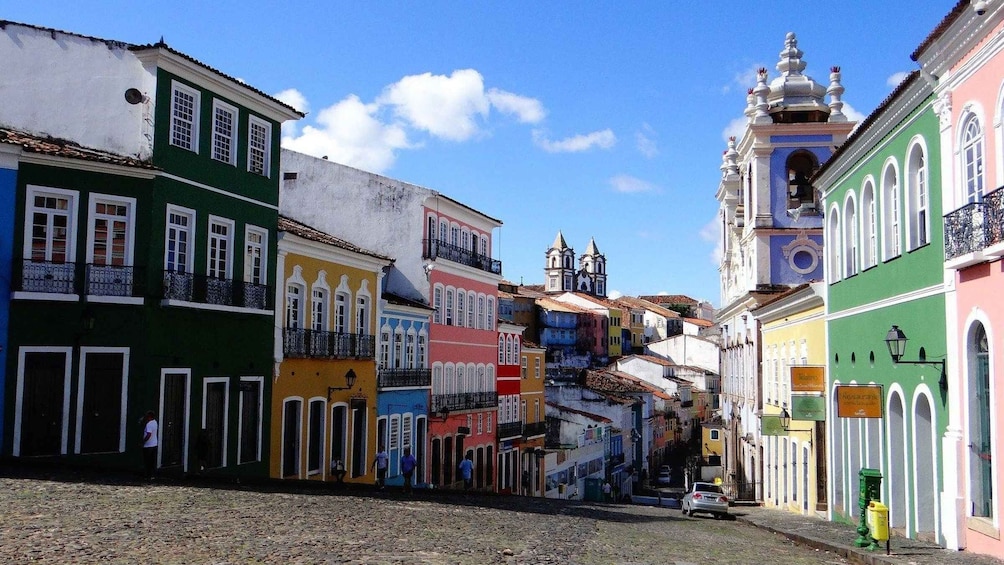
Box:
[681,482,729,519]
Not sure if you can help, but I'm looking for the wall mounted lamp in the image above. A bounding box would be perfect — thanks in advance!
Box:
[779,406,813,436]
[327,369,358,400]
[884,325,948,395]
[437,406,450,422]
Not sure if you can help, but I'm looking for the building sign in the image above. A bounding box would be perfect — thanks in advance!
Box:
[790,366,825,392]
[836,384,883,418]
[761,415,787,436]
[790,395,826,421]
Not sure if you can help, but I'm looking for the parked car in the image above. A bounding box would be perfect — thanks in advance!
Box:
[655,470,672,486]
[681,481,729,519]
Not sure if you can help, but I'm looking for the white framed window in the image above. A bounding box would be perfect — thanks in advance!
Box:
[446,288,455,326]
[456,290,466,327]
[843,195,858,277]
[861,181,877,269]
[467,291,475,327]
[393,329,404,369]
[906,141,930,250]
[406,330,416,369]
[477,295,485,330]
[207,216,234,279]
[86,194,135,268]
[311,286,329,331]
[248,116,271,176]
[170,81,200,152]
[24,185,78,264]
[487,297,495,330]
[211,99,238,165]
[962,115,985,204]
[389,415,400,451]
[710,429,720,441]
[355,282,371,336]
[401,415,413,450]
[165,204,195,274]
[417,333,427,368]
[285,266,307,330]
[244,225,267,286]
[827,207,841,282]
[882,162,901,260]
[521,355,528,378]
[380,326,391,369]
[499,335,506,365]
[534,357,540,379]
[433,285,443,324]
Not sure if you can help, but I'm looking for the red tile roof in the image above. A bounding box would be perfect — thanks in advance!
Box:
[0,126,157,170]
[279,215,394,262]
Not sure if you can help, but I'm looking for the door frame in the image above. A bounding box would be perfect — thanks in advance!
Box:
[75,346,130,454]
[13,346,73,456]
[159,368,191,471]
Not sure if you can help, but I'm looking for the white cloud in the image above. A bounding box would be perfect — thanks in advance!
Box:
[280,69,546,172]
[886,72,910,88]
[721,116,747,144]
[487,88,546,123]
[281,94,413,174]
[378,69,490,141]
[636,123,658,158]
[699,216,723,266]
[608,289,624,299]
[841,101,866,123]
[609,174,658,194]
[723,63,763,95]
[532,128,616,153]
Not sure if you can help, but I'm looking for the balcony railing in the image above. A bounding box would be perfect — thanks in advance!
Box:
[283,328,376,359]
[378,368,432,388]
[18,260,144,298]
[18,259,76,294]
[985,186,1004,249]
[162,269,272,310]
[431,392,498,412]
[523,421,547,438]
[422,239,502,275]
[497,421,523,440]
[944,201,985,260]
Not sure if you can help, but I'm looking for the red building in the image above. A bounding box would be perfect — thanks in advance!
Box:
[496,321,524,493]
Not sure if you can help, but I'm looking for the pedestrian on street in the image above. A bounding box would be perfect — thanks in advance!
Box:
[372,445,388,490]
[603,480,612,502]
[141,410,158,481]
[331,459,346,485]
[400,447,417,494]
[458,453,474,491]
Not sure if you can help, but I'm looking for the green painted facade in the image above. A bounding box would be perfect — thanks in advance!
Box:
[821,79,947,541]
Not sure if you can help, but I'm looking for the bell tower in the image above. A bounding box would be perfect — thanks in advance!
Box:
[579,238,607,298]
[545,231,575,293]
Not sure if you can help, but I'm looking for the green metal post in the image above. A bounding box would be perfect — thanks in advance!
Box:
[855,468,882,547]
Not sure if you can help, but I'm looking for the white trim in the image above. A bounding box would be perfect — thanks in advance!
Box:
[203,377,231,469]
[164,204,197,274]
[159,368,192,472]
[206,215,235,279]
[826,283,944,321]
[158,172,279,210]
[211,98,239,166]
[22,185,79,263]
[158,299,274,316]
[247,115,272,177]
[307,397,327,476]
[13,346,72,457]
[244,224,268,286]
[74,347,130,454]
[237,376,265,465]
[169,80,201,153]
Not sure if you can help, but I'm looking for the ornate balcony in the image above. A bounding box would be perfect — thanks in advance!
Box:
[85,264,142,297]
[944,201,986,267]
[422,239,502,275]
[497,421,523,440]
[18,259,76,294]
[523,420,547,438]
[18,260,145,298]
[162,269,272,310]
[431,391,498,412]
[282,328,376,359]
[984,186,1004,256]
[378,368,432,389]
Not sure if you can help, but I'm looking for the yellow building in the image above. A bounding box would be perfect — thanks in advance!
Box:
[752,282,827,515]
[520,341,547,496]
[271,216,392,482]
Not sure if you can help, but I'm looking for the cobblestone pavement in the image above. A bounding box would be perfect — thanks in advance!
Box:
[0,466,849,565]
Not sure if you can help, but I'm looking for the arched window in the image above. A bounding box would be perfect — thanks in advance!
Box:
[506,334,514,365]
[498,334,506,365]
[393,328,404,368]
[962,115,985,203]
[456,364,465,394]
[827,208,841,282]
[843,195,858,277]
[445,288,455,326]
[487,297,495,330]
[456,289,465,327]
[969,322,992,518]
[882,162,901,259]
[432,364,443,394]
[906,141,929,250]
[861,181,877,268]
[786,150,820,208]
[379,325,391,369]
[433,285,443,324]
[355,280,371,335]
[467,291,476,327]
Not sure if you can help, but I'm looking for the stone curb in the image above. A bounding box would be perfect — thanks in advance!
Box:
[735,515,900,565]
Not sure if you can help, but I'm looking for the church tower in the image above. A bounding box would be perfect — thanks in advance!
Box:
[545,231,575,293]
[578,238,607,297]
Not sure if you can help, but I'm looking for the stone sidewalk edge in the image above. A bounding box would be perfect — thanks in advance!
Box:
[734,515,899,565]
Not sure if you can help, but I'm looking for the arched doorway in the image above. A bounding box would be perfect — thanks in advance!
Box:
[913,393,937,537]
[888,391,907,531]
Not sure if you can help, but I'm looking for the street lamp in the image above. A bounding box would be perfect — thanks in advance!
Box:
[883,325,948,395]
[327,369,358,400]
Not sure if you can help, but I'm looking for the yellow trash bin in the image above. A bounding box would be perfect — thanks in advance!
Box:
[867,501,889,541]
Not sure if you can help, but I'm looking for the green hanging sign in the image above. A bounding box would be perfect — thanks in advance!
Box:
[791,395,826,421]
[761,415,787,436]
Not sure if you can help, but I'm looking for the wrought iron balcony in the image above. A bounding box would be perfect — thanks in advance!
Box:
[18,260,145,298]
[378,368,432,388]
[162,269,272,310]
[944,201,985,260]
[431,391,498,412]
[85,263,142,297]
[18,259,77,294]
[523,420,547,438]
[422,239,502,275]
[985,186,1004,249]
[283,328,376,359]
[497,421,523,440]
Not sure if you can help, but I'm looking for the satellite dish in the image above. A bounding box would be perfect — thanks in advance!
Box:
[124,88,145,105]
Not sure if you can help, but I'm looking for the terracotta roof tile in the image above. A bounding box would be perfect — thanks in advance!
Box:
[279,215,394,262]
[0,126,157,170]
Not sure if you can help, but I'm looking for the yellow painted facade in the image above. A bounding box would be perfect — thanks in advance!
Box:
[607,306,623,358]
[270,225,389,483]
[520,345,547,496]
[758,295,826,515]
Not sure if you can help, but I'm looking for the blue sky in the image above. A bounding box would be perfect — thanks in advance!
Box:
[7,1,953,306]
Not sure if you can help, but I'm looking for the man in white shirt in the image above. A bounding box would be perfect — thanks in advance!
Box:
[142,410,159,480]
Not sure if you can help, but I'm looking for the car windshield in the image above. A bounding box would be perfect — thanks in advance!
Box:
[694,484,724,494]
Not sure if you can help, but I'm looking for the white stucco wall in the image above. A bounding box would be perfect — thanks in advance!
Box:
[646,335,720,374]
[1,24,154,159]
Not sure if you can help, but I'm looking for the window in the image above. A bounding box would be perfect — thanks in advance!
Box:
[882,163,901,260]
[962,116,985,203]
[487,297,495,330]
[335,292,349,333]
[379,328,390,368]
[165,205,194,274]
[207,217,234,279]
[238,377,263,464]
[393,330,404,369]
[549,275,558,290]
[389,415,400,451]
[417,334,427,368]
[243,226,267,308]
[498,335,506,365]
[355,291,370,336]
[861,181,877,268]
[286,283,304,329]
[456,291,465,327]
[563,274,572,291]
[710,429,720,441]
[406,331,416,369]
[906,143,929,250]
[170,81,200,151]
[827,209,841,281]
[843,196,857,277]
[534,358,540,378]
[433,286,443,324]
[212,100,238,165]
[446,289,454,325]
[248,116,271,176]
[88,195,134,268]
[506,335,514,365]
[521,355,528,379]
[402,415,413,450]
[477,296,485,330]
[26,186,77,264]
[311,287,328,331]
[467,291,475,327]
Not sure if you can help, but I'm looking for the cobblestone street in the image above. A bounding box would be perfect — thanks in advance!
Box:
[0,469,849,565]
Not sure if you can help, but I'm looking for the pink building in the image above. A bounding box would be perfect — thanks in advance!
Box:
[917,2,1004,555]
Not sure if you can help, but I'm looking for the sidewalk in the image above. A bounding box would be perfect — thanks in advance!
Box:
[734,505,1004,565]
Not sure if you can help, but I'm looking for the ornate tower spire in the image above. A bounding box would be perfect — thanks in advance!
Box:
[754,68,771,124]
[827,66,847,122]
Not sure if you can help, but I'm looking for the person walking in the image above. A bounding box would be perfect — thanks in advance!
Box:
[372,445,389,490]
[458,453,474,491]
[331,459,346,485]
[603,480,612,502]
[141,410,158,481]
[400,447,417,494]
